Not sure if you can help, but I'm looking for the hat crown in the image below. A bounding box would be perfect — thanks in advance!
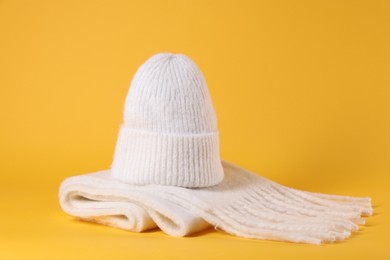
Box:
[123,53,217,134]
[111,53,224,188]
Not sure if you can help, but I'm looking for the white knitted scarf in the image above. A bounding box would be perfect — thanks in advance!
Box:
[59,160,371,244]
[59,53,372,244]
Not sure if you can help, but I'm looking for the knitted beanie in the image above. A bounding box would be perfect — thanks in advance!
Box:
[111,53,223,187]
[59,53,373,244]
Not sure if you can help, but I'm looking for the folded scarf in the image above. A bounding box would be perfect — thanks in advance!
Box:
[59,160,372,245]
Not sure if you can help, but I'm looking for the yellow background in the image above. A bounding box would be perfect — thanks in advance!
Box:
[1,0,389,259]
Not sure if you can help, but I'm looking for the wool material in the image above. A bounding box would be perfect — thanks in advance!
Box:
[59,53,373,244]
[111,53,223,187]
[59,160,372,244]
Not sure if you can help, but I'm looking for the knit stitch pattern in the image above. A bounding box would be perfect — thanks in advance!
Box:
[59,53,373,244]
[59,160,372,244]
[111,53,223,187]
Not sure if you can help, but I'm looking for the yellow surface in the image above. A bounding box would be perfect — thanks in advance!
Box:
[0,0,389,259]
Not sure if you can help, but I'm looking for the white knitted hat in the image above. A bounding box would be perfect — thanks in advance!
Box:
[59,53,372,244]
[111,53,223,187]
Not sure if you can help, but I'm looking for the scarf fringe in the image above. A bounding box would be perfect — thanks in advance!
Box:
[201,172,372,244]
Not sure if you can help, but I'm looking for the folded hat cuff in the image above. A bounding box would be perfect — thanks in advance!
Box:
[110,126,224,188]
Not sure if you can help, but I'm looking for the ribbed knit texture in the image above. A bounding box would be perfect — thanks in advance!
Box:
[111,53,224,187]
[58,53,373,244]
[59,160,373,244]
